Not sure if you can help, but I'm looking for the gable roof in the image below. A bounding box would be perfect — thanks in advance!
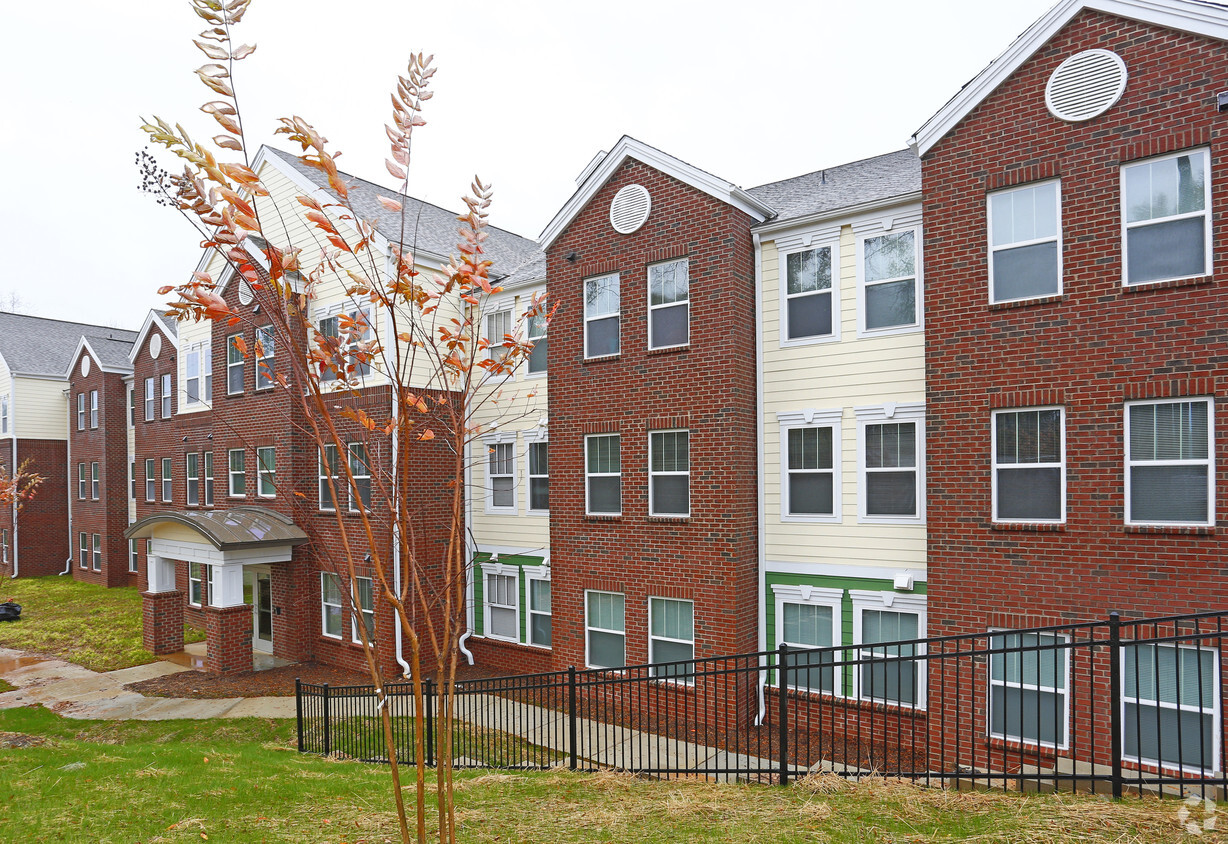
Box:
[746,149,921,228]
[537,136,776,251]
[0,312,137,379]
[254,146,540,277]
[911,0,1228,157]
[128,309,179,366]
[67,333,137,378]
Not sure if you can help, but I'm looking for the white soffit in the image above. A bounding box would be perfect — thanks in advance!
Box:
[910,0,1228,157]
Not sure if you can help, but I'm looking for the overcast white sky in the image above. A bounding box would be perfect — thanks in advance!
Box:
[2,0,1054,329]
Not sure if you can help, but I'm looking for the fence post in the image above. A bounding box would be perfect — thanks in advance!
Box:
[778,643,789,786]
[1108,612,1123,799]
[321,682,331,757]
[425,677,435,768]
[295,678,304,752]
[568,666,579,772]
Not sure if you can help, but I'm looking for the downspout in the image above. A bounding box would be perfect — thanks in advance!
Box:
[8,432,16,579]
[388,288,412,679]
[753,230,767,724]
[60,387,72,575]
[457,434,474,665]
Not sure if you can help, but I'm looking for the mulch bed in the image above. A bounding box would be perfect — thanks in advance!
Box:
[125,661,512,699]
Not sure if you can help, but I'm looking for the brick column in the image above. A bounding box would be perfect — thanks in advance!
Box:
[204,604,253,675]
[142,589,185,655]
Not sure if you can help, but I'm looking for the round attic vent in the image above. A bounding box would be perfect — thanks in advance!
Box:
[610,184,651,235]
[1045,49,1127,122]
[149,333,162,359]
[81,356,90,377]
[238,279,253,306]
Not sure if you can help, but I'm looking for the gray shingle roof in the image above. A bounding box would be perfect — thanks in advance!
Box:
[155,311,178,339]
[502,251,546,288]
[0,313,137,378]
[747,149,921,224]
[262,147,540,278]
[82,333,137,372]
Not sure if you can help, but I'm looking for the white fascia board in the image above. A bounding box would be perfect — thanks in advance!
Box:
[911,0,1228,157]
[63,338,133,380]
[753,192,922,241]
[127,310,179,366]
[538,135,776,250]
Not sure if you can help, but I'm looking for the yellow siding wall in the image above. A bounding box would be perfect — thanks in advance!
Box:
[15,376,68,441]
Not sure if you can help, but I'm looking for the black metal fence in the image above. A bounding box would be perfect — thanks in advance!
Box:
[297,610,1228,795]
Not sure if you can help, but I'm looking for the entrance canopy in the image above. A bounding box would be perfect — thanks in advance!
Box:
[126,505,309,566]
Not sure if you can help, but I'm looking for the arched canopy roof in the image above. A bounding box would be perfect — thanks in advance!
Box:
[125,506,309,551]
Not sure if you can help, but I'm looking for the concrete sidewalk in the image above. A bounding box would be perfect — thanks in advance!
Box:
[0,646,297,720]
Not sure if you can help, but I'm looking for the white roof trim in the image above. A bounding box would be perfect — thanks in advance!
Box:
[538,135,775,250]
[65,337,133,379]
[128,310,179,365]
[911,0,1228,157]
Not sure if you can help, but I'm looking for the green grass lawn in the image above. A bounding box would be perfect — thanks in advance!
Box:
[0,706,1216,843]
[0,576,204,671]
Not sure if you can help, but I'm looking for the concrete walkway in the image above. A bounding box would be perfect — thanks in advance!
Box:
[0,646,296,720]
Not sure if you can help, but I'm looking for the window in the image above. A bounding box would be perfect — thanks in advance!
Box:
[351,576,375,644]
[257,447,276,498]
[775,586,843,695]
[185,343,210,405]
[783,245,835,341]
[1,529,7,563]
[1125,399,1213,526]
[186,453,200,506]
[144,458,155,502]
[486,309,511,363]
[585,434,621,515]
[586,590,625,670]
[584,273,620,358]
[89,390,99,428]
[1123,149,1210,286]
[348,443,370,511]
[92,534,101,572]
[993,408,1064,523]
[203,452,214,506]
[227,334,244,394]
[90,462,99,500]
[128,538,138,574]
[649,430,689,516]
[988,181,1061,302]
[129,459,136,499]
[318,308,372,381]
[528,574,551,647]
[781,414,840,519]
[255,326,275,390]
[321,572,343,638]
[79,532,88,569]
[228,448,246,497]
[852,591,926,708]
[648,258,689,349]
[128,386,134,428]
[487,441,515,512]
[161,373,172,419]
[144,377,155,421]
[1124,643,1219,771]
[649,597,694,681]
[989,631,1068,747]
[484,570,519,642]
[77,393,85,431]
[319,445,339,510]
[1,393,9,435]
[861,229,919,331]
[189,562,205,607]
[78,463,86,500]
[161,457,172,503]
[527,440,548,513]
[858,407,924,521]
[526,301,548,374]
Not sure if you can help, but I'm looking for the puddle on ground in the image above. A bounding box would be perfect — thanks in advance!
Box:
[159,651,207,671]
[0,654,47,675]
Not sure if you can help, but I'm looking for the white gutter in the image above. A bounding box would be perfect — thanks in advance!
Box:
[457,433,475,665]
[8,433,16,579]
[387,267,413,680]
[752,191,922,239]
[60,387,72,575]
[752,230,767,724]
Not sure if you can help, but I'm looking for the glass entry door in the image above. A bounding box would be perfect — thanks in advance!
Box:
[246,568,274,654]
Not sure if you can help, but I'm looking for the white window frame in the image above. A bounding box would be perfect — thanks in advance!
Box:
[1124,398,1214,527]
[144,458,155,502]
[320,572,343,639]
[850,590,927,710]
[773,584,844,695]
[525,431,549,515]
[585,589,626,671]
[987,180,1063,304]
[350,575,375,644]
[987,629,1071,750]
[129,459,135,500]
[226,333,244,395]
[257,446,276,498]
[583,272,620,359]
[318,444,339,511]
[160,373,172,419]
[480,562,520,643]
[779,236,840,346]
[648,597,695,683]
[90,461,99,500]
[79,531,88,569]
[144,377,155,422]
[128,538,138,574]
[255,325,275,390]
[188,561,204,605]
[1121,642,1221,774]
[525,295,548,377]
[228,448,246,498]
[203,451,215,506]
[184,342,211,406]
[92,533,102,572]
[525,564,551,649]
[78,462,87,500]
[317,305,374,382]
[856,221,923,336]
[348,442,370,512]
[89,390,99,429]
[127,385,134,428]
[991,407,1066,524]
[186,452,200,506]
[648,429,689,517]
[647,258,689,351]
[585,433,621,516]
[856,403,925,524]
[159,457,171,503]
[1,393,8,435]
[485,306,513,364]
[77,392,85,431]
[484,433,517,515]
[1121,148,1212,287]
[777,409,843,523]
